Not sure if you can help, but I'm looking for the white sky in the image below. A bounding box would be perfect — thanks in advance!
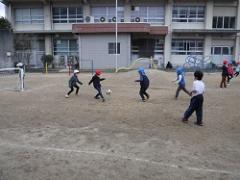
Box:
[0,3,5,17]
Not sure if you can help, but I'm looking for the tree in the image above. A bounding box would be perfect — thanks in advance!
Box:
[41,54,54,67]
[0,17,12,29]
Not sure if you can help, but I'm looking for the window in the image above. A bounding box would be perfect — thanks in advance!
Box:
[53,39,78,55]
[154,39,164,54]
[131,6,164,23]
[53,7,83,23]
[172,39,204,55]
[91,6,124,22]
[108,43,120,54]
[211,46,233,55]
[172,6,205,22]
[15,8,44,24]
[212,16,235,29]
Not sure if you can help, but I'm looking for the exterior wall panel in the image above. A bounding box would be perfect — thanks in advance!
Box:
[79,34,130,69]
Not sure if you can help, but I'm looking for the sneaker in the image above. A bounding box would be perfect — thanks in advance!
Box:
[142,99,146,102]
[65,95,69,98]
[102,98,105,102]
[182,118,188,123]
[194,122,203,126]
[147,95,150,100]
[95,96,100,99]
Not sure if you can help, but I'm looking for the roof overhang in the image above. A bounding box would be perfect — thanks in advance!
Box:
[173,29,240,35]
[72,23,168,35]
[13,30,72,34]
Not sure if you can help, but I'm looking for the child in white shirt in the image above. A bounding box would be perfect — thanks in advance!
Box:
[182,70,205,126]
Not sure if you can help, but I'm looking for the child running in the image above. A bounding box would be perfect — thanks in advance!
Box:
[227,63,234,85]
[234,61,240,77]
[220,60,228,88]
[135,67,150,102]
[65,69,83,98]
[173,67,190,99]
[182,70,205,126]
[88,70,106,102]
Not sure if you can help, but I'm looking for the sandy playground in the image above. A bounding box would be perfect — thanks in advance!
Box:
[0,70,240,180]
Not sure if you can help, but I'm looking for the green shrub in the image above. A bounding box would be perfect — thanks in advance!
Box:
[0,17,12,29]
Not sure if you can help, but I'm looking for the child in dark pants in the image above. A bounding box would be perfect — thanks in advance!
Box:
[173,67,190,99]
[88,70,106,102]
[220,60,228,88]
[135,67,150,102]
[65,70,83,98]
[234,61,240,77]
[182,70,205,126]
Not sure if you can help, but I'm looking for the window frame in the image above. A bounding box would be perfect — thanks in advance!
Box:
[171,39,204,55]
[172,6,205,23]
[130,6,164,23]
[53,39,78,56]
[15,8,44,24]
[53,7,83,24]
[108,42,120,54]
[91,6,124,22]
[212,16,235,29]
[211,46,233,55]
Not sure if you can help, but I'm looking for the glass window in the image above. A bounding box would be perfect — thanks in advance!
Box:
[198,7,205,18]
[217,17,223,28]
[224,17,230,29]
[214,47,221,55]
[15,8,43,24]
[108,43,120,54]
[31,8,44,23]
[53,7,83,23]
[91,6,124,22]
[171,39,203,55]
[213,16,235,29]
[211,46,233,55]
[54,39,78,55]
[222,47,229,55]
[154,39,164,54]
[131,6,164,23]
[212,17,217,28]
[172,6,205,23]
[230,17,235,28]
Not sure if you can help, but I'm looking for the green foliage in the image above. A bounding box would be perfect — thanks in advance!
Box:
[0,17,12,29]
[41,54,54,67]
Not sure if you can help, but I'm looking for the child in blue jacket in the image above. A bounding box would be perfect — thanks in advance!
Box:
[173,67,190,99]
[135,67,150,102]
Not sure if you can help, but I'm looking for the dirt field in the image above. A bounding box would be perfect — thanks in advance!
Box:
[0,70,240,180]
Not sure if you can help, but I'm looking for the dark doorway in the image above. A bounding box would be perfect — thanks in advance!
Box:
[132,39,155,57]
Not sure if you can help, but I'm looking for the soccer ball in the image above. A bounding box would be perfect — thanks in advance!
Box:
[106,89,112,95]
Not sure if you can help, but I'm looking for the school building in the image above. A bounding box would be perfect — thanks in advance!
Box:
[2,0,240,69]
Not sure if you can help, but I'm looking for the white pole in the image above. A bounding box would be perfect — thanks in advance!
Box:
[18,67,24,91]
[115,0,118,72]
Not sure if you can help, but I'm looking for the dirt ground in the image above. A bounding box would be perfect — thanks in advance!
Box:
[0,70,240,180]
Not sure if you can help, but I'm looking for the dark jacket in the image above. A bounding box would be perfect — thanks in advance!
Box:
[88,74,105,88]
[136,73,149,88]
[69,74,83,87]
[222,65,228,77]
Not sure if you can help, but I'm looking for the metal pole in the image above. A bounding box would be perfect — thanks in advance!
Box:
[115,0,118,72]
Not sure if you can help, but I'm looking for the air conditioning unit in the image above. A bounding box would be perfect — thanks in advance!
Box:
[85,16,94,23]
[134,17,142,22]
[99,16,106,22]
